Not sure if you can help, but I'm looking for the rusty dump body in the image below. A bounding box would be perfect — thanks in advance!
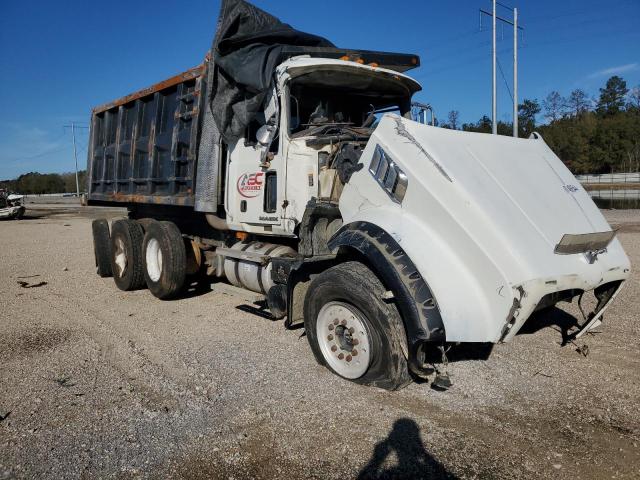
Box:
[87,65,205,207]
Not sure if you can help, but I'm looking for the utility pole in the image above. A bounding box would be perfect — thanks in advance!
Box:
[480,3,524,137]
[492,0,497,135]
[63,123,89,197]
[513,7,518,137]
[71,122,79,197]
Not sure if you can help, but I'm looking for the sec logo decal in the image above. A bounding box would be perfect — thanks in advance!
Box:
[237,172,264,198]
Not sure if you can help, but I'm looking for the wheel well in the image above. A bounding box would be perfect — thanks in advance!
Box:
[285,247,404,338]
[333,246,409,337]
[284,258,334,329]
[327,221,446,376]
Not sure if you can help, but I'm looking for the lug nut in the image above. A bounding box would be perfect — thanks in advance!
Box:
[333,319,339,326]
[346,355,352,362]
[351,349,358,356]
[328,324,334,331]
[352,339,359,346]
[327,334,334,341]
[331,345,337,352]
[341,319,347,326]
[348,327,354,334]
[338,353,344,360]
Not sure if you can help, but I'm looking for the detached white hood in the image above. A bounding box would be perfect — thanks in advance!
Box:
[340,115,630,342]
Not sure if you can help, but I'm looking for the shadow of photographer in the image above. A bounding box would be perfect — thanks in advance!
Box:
[357,418,457,479]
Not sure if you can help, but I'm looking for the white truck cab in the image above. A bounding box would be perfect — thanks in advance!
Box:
[224,57,420,235]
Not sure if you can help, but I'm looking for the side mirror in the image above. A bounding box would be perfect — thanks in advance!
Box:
[256,124,277,147]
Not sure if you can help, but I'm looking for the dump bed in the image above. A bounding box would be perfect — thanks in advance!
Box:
[87,65,204,207]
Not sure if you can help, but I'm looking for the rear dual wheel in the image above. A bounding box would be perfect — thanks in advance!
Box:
[110,219,146,291]
[92,219,112,278]
[97,217,187,298]
[142,220,186,300]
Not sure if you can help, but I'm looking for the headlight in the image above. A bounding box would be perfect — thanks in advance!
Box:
[368,145,408,204]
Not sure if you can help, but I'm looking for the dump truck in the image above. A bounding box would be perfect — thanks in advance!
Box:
[87,0,630,390]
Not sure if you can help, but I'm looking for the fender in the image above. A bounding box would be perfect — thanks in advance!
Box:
[328,221,445,375]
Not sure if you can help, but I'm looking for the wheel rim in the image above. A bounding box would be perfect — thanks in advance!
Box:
[146,238,162,282]
[114,237,127,278]
[316,301,371,379]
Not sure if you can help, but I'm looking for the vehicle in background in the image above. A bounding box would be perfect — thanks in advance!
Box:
[0,192,25,220]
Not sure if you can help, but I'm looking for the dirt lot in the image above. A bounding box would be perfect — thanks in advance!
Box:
[1,205,639,479]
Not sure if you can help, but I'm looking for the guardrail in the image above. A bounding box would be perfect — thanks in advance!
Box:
[576,172,640,208]
[575,172,640,184]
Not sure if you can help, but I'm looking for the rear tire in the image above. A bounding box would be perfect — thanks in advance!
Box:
[136,217,155,232]
[92,219,112,278]
[304,261,411,391]
[110,219,145,291]
[142,220,187,299]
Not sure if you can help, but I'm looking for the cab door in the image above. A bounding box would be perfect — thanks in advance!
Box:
[226,141,280,227]
[224,92,285,233]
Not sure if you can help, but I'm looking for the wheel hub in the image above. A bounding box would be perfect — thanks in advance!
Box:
[114,238,127,278]
[334,324,355,351]
[145,238,163,282]
[316,302,371,379]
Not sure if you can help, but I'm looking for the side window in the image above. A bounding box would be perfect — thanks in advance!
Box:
[263,171,277,213]
[244,117,264,147]
[266,95,282,155]
[288,93,300,134]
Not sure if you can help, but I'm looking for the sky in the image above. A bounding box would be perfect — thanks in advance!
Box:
[1,0,638,179]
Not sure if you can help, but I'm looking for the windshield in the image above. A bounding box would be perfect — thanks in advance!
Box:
[287,68,414,137]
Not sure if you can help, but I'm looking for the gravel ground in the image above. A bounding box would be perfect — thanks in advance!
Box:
[0,206,639,479]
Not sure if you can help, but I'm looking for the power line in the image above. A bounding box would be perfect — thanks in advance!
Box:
[9,145,73,162]
[496,57,513,102]
[76,138,88,152]
[6,127,89,164]
[412,45,516,80]
[423,34,520,69]
[480,2,522,136]
[528,26,639,49]
[496,2,514,12]
[526,0,636,23]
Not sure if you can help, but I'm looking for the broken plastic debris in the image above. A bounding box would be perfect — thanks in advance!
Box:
[432,373,452,391]
[17,280,47,288]
[54,377,76,388]
[431,344,453,390]
[576,344,590,357]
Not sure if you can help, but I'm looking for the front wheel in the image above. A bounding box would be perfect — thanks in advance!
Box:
[303,261,411,390]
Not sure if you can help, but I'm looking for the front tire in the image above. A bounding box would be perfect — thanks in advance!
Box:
[304,261,411,390]
[142,220,186,299]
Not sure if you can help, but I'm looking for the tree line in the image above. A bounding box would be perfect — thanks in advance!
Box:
[440,75,640,174]
[0,171,87,195]
[1,76,638,193]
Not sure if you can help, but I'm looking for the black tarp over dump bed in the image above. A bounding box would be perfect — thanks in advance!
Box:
[87,0,419,208]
